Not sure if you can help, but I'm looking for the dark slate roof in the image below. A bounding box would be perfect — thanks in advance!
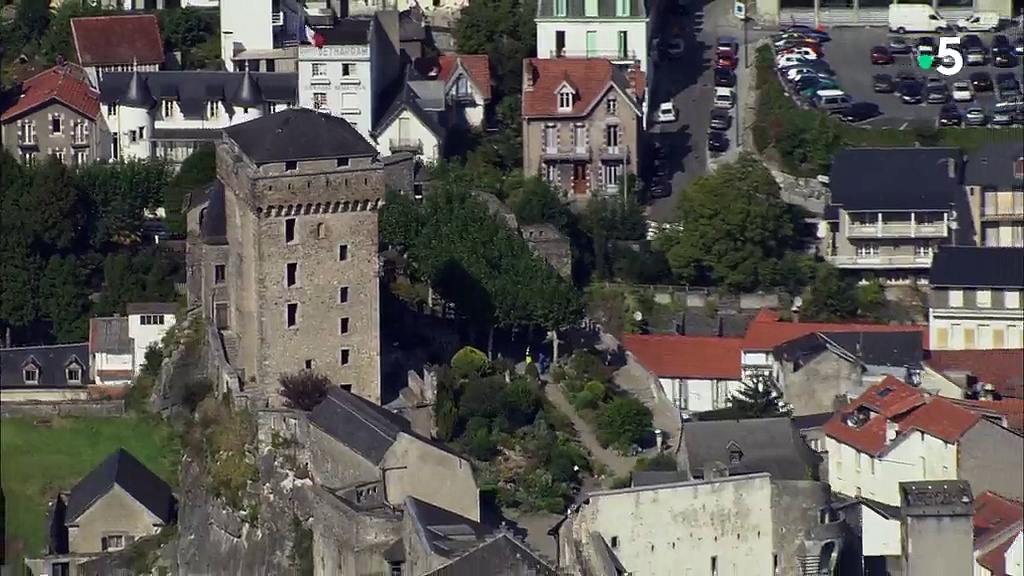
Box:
[309,386,407,464]
[683,418,820,481]
[0,343,90,389]
[537,0,647,18]
[98,71,297,107]
[828,147,964,211]
[372,83,446,140]
[791,412,834,431]
[965,141,1024,190]
[630,470,688,487]
[407,496,494,558]
[929,246,1024,289]
[422,534,558,576]
[199,180,227,245]
[151,128,222,141]
[774,331,923,369]
[233,70,264,108]
[223,108,376,164]
[65,448,175,524]
[126,302,177,315]
[399,9,427,42]
[311,18,372,45]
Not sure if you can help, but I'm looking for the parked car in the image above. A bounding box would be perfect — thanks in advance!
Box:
[1013,109,1024,124]
[776,54,813,68]
[951,81,973,101]
[776,40,823,56]
[656,102,678,123]
[707,131,729,153]
[779,59,833,74]
[993,48,1013,67]
[938,103,962,126]
[777,47,818,61]
[713,87,736,109]
[970,71,994,92]
[996,73,1021,99]
[966,46,987,65]
[955,12,1000,32]
[717,53,738,69]
[991,106,1015,125]
[800,80,841,98]
[870,45,894,65]
[709,108,731,131]
[873,73,896,93]
[811,89,852,113]
[964,106,987,125]
[888,36,911,54]
[926,79,950,103]
[900,81,924,103]
[1015,38,1024,56]
[716,36,739,56]
[795,75,833,94]
[914,36,937,56]
[838,102,881,123]
[779,25,830,42]
[962,34,985,49]
[714,67,736,88]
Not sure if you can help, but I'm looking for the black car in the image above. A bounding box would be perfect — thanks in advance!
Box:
[996,73,1021,99]
[938,103,962,126]
[926,82,950,104]
[707,131,729,153]
[873,73,896,93]
[649,177,672,199]
[709,108,731,131]
[962,34,984,49]
[970,71,994,92]
[915,37,937,54]
[714,67,736,88]
[993,48,1014,67]
[992,35,1011,49]
[900,81,924,104]
[795,75,825,93]
[839,102,881,123]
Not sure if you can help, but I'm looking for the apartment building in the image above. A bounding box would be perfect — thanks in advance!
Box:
[220,0,306,72]
[535,0,654,78]
[822,147,965,282]
[928,246,1024,350]
[965,142,1024,248]
[521,58,644,199]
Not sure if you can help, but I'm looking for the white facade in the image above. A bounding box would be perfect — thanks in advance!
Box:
[298,43,375,141]
[443,68,486,128]
[861,505,901,557]
[928,311,1024,350]
[535,20,650,72]
[376,111,441,164]
[183,0,220,6]
[91,351,134,386]
[658,376,744,413]
[1009,531,1024,576]
[825,430,958,506]
[127,311,177,375]
[569,475,776,576]
[220,0,305,71]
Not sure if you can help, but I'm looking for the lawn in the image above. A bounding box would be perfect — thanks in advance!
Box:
[0,415,181,559]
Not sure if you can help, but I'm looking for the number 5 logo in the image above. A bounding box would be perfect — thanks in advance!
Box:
[936,37,964,76]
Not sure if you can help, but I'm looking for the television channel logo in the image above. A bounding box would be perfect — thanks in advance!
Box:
[918,37,964,77]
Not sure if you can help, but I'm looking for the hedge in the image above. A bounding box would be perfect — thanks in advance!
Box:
[752,44,1024,177]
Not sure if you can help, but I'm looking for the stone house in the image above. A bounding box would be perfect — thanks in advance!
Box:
[682,418,822,481]
[964,141,1024,248]
[26,448,176,576]
[928,246,1024,350]
[0,64,106,165]
[185,108,384,404]
[521,57,645,200]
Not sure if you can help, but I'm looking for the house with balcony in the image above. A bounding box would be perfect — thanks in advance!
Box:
[220,0,306,72]
[535,0,653,83]
[0,64,107,165]
[822,147,967,283]
[927,246,1024,350]
[70,15,165,86]
[965,142,1024,248]
[821,375,1023,509]
[521,58,644,199]
[436,54,491,129]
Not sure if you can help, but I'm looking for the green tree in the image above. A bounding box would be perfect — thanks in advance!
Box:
[596,396,652,449]
[77,160,170,249]
[451,346,490,379]
[0,233,41,345]
[40,0,104,63]
[508,177,568,228]
[379,189,424,249]
[654,153,805,292]
[730,372,790,419]
[634,453,679,472]
[164,143,217,234]
[15,0,50,45]
[160,8,215,52]
[800,263,859,322]
[21,157,85,254]
[454,0,535,105]
[39,255,90,343]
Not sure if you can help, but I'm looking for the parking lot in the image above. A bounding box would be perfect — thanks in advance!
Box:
[818,27,1023,128]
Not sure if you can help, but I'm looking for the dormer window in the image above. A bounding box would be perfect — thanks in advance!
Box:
[558,89,574,111]
[162,99,175,118]
[207,101,220,119]
[23,360,39,384]
[66,363,82,383]
[726,441,743,464]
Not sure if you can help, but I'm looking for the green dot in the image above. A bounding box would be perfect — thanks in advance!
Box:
[917,54,934,69]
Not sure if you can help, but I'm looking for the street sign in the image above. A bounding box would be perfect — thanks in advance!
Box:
[734,1,745,19]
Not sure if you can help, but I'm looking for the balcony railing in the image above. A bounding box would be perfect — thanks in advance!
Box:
[450,91,476,104]
[982,207,1024,221]
[17,136,38,148]
[846,222,948,239]
[389,138,423,154]
[828,254,934,269]
[599,144,629,160]
[271,11,284,26]
[541,145,591,161]
[551,49,638,61]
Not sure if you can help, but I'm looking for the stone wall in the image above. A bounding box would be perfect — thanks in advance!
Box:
[382,152,416,194]
[770,480,844,575]
[0,400,124,417]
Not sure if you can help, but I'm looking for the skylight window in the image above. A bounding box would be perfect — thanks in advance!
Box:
[877,387,893,398]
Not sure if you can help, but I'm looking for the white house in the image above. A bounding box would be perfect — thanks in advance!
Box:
[436,54,492,129]
[822,376,1024,507]
[220,0,306,71]
[621,334,744,414]
[89,317,135,386]
[535,0,652,75]
[97,70,297,163]
[126,303,178,375]
[372,84,445,165]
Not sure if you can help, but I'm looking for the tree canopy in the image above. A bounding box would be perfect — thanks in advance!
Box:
[730,372,791,419]
[654,153,812,292]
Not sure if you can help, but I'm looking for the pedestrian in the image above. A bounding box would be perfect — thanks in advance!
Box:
[525,346,533,366]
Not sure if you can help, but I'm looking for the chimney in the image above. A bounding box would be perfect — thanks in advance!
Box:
[885,420,898,444]
[946,157,957,179]
[524,60,536,90]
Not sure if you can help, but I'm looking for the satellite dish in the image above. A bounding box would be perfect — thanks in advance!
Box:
[633,311,644,322]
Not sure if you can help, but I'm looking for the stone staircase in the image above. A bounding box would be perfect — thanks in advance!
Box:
[220,330,240,368]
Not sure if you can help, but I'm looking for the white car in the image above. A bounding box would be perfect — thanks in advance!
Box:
[777,47,818,61]
[776,54,814,68]
[951,81,973,102]
[713,88,735,109]
[785,66,821,82]
[656,102,678,123]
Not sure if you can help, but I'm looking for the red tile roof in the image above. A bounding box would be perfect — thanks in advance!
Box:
[0,65,100,122]
[948,397,1024,434]
[822,376,981,455]
[521,58,642,118]
[974,491,1024,547]
[438,54,492,101]
[977,532,1021,576]
[71,14,164,67]
[742,310,927,351]
[925,349,1024,399]
[622,335,743,380]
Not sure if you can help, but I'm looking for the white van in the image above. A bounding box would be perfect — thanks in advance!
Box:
[956,12,1000,32]
[888,4,949,33]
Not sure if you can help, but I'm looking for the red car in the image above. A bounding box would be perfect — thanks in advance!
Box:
[870,45,894,65]
[717,54,738,69]
[785,41,823,56]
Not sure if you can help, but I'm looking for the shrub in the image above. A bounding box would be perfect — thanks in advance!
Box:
[458,375,505,421]
[571,390,598,411]
[501,380,540,429]
[142,344,164,378]
[182,378,213,413]
[279,371,330,411]
[596,397,653,449]
[462,417,497,461]
[634,453,678,472]
[451,346,489,378]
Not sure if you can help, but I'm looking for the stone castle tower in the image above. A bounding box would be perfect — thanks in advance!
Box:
[192,108,383,404]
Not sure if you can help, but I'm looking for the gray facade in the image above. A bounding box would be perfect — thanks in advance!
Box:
[2,102,108,165]
[958,418,1024,502]
[930,286,1021,311]
[900,481,975,576]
